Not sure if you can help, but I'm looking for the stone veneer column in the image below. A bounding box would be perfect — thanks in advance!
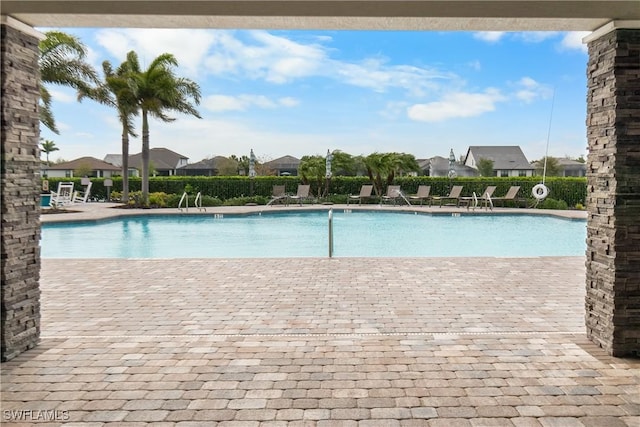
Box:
[1,17,42,362]
[585,27,640,357]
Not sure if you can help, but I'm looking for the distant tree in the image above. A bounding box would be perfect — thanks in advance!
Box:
[298,155,326,197]
[39,31,99,133]
[40,139,59,166]
[364,152,420,196]
[477,158,494,177]
[73,163,92,178]
[535,156,562,176]
[229,154,250,175]
[329,150,359,176]
[218,157,240,176]
[575,155,586,163]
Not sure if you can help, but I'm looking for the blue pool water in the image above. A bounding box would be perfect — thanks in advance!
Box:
[41,211,586,258]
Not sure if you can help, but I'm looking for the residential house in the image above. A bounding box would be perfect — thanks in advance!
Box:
[176,156,230,176]
[463,146,534,177]
[127,147,189,176]
[263,155,300,176]
[43,156,121,178]
[103,154,139,177]
[557,158,587,177]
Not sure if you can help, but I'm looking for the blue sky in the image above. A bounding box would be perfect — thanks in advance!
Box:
[39,28,590,165]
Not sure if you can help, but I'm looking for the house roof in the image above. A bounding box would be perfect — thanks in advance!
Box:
[264,155,300,169]
[45,156,120,171]
[128,147,188,170]
[104,154,122,167]
[179,156,228,170]
[465,146,533,170]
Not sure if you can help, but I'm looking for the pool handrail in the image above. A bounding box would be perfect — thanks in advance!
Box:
[178,192,188,212]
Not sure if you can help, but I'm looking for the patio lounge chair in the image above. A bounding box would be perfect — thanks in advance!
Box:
[49,182,74,208]
[492,186,527,208]
[433,185,464,207]
[288,184,311,206]
[267,185,287,206]
[408,185,431,206]
[347,184,374,205]
[73,181,93,204]
[381,185,402,206]
[461,185,496,210]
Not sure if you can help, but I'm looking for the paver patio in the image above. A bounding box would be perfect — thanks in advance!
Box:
[1,205,638,426]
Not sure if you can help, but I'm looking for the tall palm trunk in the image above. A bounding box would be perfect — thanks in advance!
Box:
[121,130,129,202]
[141,110,150,206]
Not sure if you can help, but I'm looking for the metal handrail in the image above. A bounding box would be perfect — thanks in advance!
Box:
[328,209,334,258]
[194,192,206,212]
[178,192,188,212]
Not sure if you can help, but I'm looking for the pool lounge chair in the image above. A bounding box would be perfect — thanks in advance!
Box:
[49,182,75,208]
[492,186,527,208]
[347,184,374,205]
[433,185,464,207]
[461,185,496,210]
[287,184,311,206]
[267,185,287,206]
[381,185,402,206]
[408,185,432,206]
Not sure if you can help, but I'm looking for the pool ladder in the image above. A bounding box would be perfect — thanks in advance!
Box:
[178,192,206,212]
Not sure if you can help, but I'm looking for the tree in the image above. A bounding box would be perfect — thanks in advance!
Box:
[40,139,59,166]
[78,52,139,202]
[363,152,420,196]
[218,157,240,176]
[126,52,202,205]
[477,158,494,177]
[298,155,326,197]
[39,31,99,133]
[535,156,562,176]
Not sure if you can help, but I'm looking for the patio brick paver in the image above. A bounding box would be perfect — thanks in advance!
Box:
[1,204,638,425]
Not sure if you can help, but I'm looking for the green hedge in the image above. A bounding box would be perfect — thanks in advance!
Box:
[43,176,587,207]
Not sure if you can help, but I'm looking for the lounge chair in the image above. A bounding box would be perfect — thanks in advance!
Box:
[287,184,311,206]
[433,185,463,207]
[267,185,287,206]
[492,186,527,208]
[347,184,374,205]
[49,182,74,208]
[408,185,431,206]
[381,185,402,206]
[73,181,93,204]
[462,185,496,210]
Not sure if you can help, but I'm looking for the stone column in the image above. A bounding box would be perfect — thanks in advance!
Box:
[585,26,640,357]
[1,17,42,362]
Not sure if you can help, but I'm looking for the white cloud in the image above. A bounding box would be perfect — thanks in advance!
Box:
[516,32,560,43]
[512,77,554,103]
[203,94,299,112]
[560,31,590,53]
[95,28,216,77]
[407,89,506,122]
[49,88,76,103]
[473,31,506,42]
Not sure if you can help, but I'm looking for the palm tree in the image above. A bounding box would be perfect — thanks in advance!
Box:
[39,31,99,133]
[40,139,59,166]
[364,152,419,196]
[127,52,201,205]
[79,53,139,202]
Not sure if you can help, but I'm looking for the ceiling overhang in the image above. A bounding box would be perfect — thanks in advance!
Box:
[2,1,640,31]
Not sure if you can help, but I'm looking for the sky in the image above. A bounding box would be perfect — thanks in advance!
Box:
[38,28,590,165]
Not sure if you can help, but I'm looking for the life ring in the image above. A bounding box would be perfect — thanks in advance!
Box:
[532,183,549,200]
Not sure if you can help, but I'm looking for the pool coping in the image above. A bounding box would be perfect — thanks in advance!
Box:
[40,202,588,224]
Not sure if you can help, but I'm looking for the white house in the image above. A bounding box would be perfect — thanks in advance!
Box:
[43,156,121,178]
[463,146,535,177]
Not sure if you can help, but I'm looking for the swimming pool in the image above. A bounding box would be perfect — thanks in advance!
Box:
[41,211,586,258]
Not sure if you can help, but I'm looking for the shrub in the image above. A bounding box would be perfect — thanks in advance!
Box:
[539,198,569,210]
